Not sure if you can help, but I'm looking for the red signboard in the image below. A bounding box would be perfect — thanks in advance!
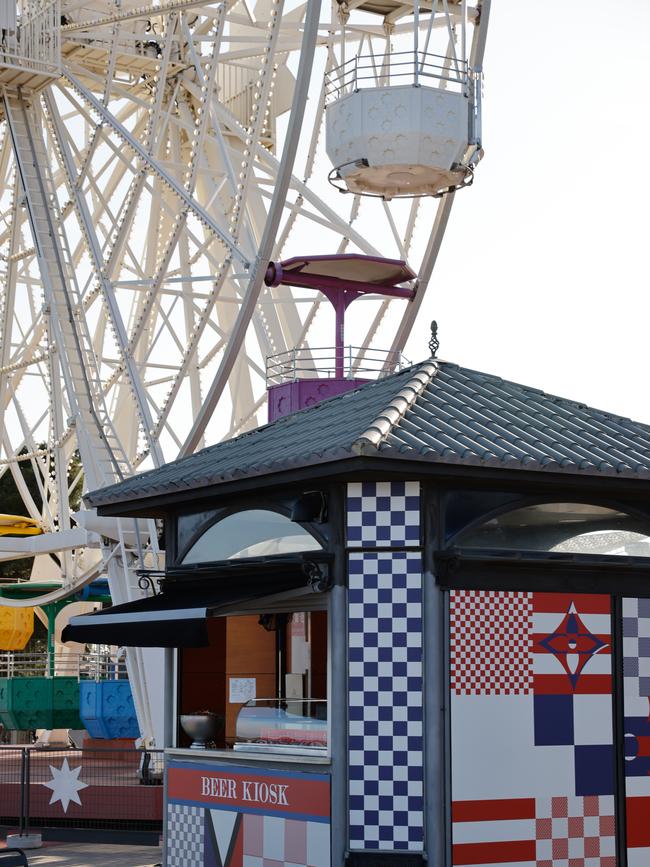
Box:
[167,762,330,819]
[166,758,331,867]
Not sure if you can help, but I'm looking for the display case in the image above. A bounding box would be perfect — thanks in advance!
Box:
[233,698,327,756]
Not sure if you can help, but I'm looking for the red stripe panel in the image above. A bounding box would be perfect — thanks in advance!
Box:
[532,634,611,653]
[533,674,612,695]
[532,593,610,614]
[627,797,650,847]
[453,799,535,823]
[453,840,536,865]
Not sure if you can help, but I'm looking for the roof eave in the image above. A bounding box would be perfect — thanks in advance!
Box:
[94,447,650,518]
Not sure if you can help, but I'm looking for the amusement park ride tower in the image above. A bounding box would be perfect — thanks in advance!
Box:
[0,0,489,744]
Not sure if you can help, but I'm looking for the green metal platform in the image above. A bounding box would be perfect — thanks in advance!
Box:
[0,676,82,729]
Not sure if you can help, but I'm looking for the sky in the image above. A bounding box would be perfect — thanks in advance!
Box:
[401,0,650,423]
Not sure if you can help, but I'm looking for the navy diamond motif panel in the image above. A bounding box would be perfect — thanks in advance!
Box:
[348,551,424,851]
[347,481,420,547]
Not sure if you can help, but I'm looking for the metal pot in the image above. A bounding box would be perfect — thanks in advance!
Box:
[179,712,224,750]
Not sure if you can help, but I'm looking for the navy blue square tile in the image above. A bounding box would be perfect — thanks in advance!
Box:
[575,744,614,795]
[534,695,574,746]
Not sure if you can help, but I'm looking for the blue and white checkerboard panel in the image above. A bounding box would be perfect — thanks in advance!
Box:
[166,803,203,867]
[348,551,424,851]
[347,481,420,548]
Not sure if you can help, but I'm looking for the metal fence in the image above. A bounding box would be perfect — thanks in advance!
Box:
[324,49,469,103]
[266,345,411,386]
[0,747,163,834]
[0,0,61,77]
[0,650,129,680]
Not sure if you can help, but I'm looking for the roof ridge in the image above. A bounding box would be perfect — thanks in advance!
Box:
[351,360,438,453]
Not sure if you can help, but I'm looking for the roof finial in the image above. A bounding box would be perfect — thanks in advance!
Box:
[428,321,439,358]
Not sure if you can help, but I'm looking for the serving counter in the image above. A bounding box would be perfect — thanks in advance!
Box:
[164,748,331,867]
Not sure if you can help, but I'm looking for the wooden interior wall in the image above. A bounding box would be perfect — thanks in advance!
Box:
[225,614,276,742]
[179,611,329,747]
[310,611,327,699]
[178,618,227,747]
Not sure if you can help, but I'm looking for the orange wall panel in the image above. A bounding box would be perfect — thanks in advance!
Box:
[226,615,276,673]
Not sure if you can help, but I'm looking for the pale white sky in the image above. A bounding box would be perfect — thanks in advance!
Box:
[403,0,650,423]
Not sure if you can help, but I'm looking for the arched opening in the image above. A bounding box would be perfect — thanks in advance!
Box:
[180,508,323,564]
[451,502,650,557]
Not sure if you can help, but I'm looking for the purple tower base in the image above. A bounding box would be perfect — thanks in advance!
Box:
[268,378,369,421]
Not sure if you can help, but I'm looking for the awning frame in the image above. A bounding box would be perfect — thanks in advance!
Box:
[63,553,333,648]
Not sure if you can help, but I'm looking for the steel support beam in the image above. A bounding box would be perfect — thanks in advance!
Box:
[180,0,323,455]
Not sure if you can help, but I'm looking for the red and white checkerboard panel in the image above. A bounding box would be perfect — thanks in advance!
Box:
[450,590,533,696]
[242,814,330,867]
[452,796,615,867]
[535,796,615,867]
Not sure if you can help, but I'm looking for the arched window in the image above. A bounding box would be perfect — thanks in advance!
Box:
[452,502,650,557]
[180,509,322,564]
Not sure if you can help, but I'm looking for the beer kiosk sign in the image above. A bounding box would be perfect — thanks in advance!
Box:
[165,758,330,866]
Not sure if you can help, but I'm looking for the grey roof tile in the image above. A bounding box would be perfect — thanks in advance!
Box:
[86,359,650,509]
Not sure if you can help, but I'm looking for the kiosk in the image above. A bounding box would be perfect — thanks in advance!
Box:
[67,353,650,867]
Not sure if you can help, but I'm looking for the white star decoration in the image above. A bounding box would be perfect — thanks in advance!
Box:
[42,758,88,813]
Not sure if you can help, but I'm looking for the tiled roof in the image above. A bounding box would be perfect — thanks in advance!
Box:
[86,359,650,509]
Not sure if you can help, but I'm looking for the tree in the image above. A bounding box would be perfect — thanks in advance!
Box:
[0,448,83,582]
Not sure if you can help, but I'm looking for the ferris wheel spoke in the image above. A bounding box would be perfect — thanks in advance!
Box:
[9,401,55,525]
[120,27,225,341]
[44,104,137,279]
[227,390,267,438]
[67,62,157,113]
[0,433,43,522]
[64,71,247,265]
[150,257,232,441]
[387,192,456,363]
[179,0,321,455]
[43,93,165,466]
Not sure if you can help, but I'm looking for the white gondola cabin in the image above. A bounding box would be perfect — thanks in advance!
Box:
[325,0,485,199]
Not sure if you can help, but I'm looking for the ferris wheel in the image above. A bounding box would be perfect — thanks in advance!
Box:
[0,0,488,741]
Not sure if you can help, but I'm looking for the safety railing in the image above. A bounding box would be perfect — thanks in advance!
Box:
[266,346,411,386]
[0,0,61,77]
[217,62,274,141]
[0,747,163,835]
[325,49,469,103]
[0,650,128,680]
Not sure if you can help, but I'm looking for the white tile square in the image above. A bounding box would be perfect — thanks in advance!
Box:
[551,817,568,839]
[568,836,584,858]
[600,833,616,857]
[639,657,650,675]
[262,815,285,861]
[573,694,613,744]
[306,820,330,867]
[583,814,600,838]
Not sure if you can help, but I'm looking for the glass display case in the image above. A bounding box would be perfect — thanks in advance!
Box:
[233,698,327,756]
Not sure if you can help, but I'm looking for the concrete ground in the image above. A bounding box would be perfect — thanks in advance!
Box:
[2,842,162,866]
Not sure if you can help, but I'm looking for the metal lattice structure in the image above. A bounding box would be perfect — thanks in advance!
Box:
[0,0,489,742]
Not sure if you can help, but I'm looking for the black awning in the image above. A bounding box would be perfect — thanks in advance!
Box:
[62,557,330,648]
